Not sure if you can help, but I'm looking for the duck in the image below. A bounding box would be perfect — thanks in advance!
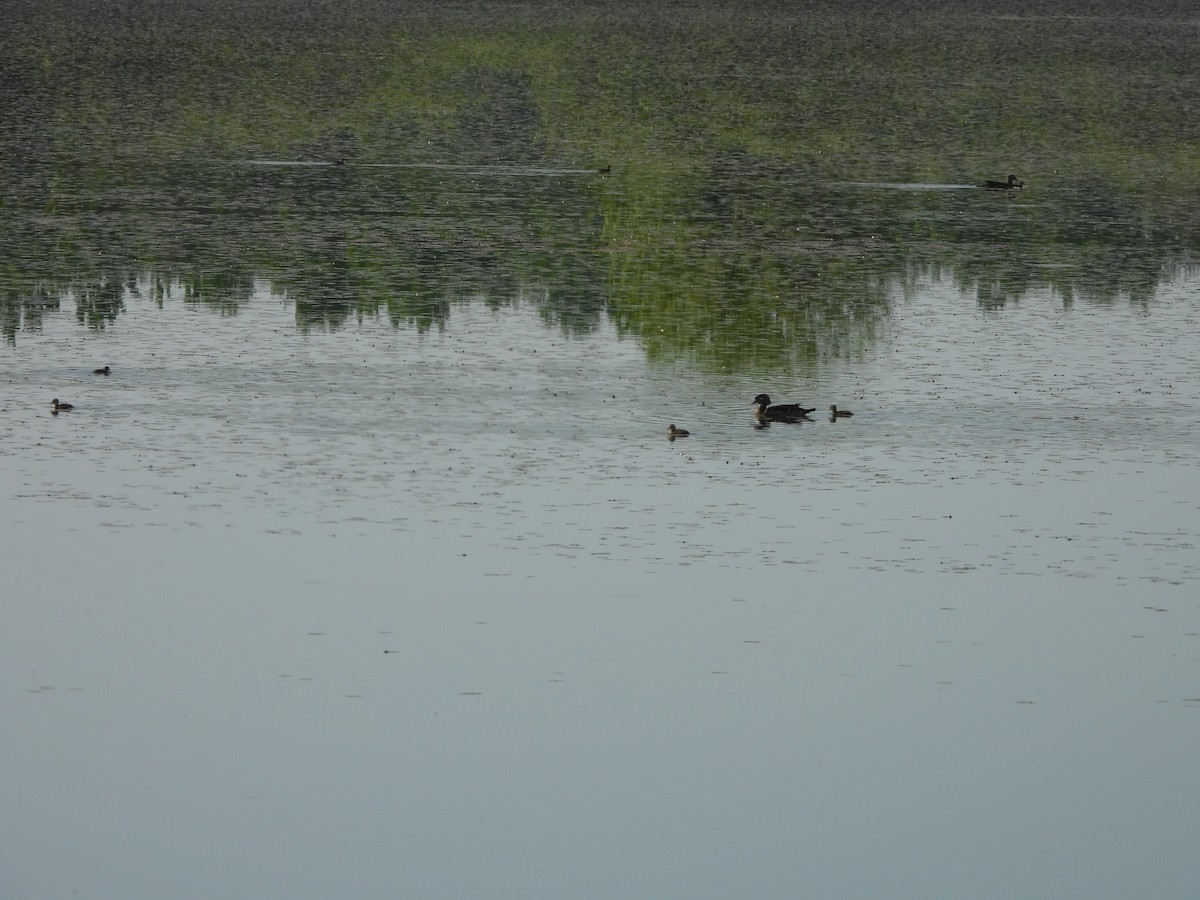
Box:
[753,394,816,422]
[93,366,110,375]
[981,174,1024,191]
[667,424,690,439]
[828,405,853,418]
[51,399,74,411]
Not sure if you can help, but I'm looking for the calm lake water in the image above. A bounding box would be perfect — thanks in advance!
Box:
[3,2,1200,899]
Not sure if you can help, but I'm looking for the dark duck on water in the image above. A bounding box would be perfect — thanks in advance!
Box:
[753,394,816,422]
[981,174,1024,191]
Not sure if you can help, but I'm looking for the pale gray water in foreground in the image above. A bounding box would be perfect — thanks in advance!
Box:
[3,274,1199,899]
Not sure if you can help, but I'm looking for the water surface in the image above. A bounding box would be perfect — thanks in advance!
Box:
[3,2,1200,898]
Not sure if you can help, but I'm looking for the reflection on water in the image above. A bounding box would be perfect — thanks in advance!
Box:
[8,283,1197,575]
[4,2,1200,899]
[4,281,1200,898]
[3,0,1199,367]
[3,158,1191,373]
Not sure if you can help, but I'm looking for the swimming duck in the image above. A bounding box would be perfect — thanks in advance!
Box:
[51,399,74,411]
[667,424,690,439]
[982,174,1024,190]
[828,405,853,417]
[753,394,815,422]
[93,366,110,375]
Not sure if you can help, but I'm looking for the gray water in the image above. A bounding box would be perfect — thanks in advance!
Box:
[3,2,1200,898]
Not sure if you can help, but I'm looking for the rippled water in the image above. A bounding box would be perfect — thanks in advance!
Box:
[6,280,1200,577]
[4,2,1200,898]
[6,272,1200,899]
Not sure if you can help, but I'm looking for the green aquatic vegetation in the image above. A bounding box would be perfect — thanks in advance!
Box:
[2,1,1198,362]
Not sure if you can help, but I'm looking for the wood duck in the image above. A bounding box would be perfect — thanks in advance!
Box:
[982,174,1023,190]
[828,405,853,417]
[93,366,110,375]
[667,424,690,439]
[753,394,815,422]
[51,399,74,411]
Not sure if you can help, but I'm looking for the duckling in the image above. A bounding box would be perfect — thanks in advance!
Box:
[828,405,853,418]
[93,366,110,375]
[753,394,815,422]
[51,399,74,412]
[667,424,690,439]
[981,174,1024,191]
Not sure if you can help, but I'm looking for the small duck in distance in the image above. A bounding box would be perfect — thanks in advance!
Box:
[51,399,74,412]
[667,424,690,440]
[753,394,816,422]
[828,404,853,418]
[93,365,110,375]
[982,174,1024,191]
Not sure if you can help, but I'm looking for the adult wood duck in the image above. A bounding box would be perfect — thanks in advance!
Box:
[667,424,690,439]
[828,405,853,418]
[982,174,1024,190]
[51,399,74,411]
[93,366,110,375]
[753,394,815,422]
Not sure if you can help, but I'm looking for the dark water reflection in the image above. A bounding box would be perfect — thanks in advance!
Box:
[3,156,1193,365]
[3,0,1199,369]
